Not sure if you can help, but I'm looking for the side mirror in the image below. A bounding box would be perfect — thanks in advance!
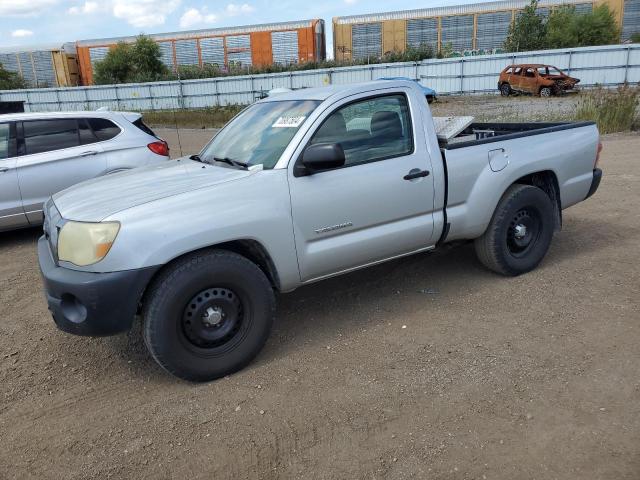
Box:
[299,143,345,175]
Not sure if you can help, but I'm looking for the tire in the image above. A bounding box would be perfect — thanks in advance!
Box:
[142,250,276,382]
[500,83,511,96]
[540,87,552,97]
[474,184,555,276]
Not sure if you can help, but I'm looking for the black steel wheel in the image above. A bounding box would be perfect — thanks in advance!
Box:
[500,83,511,96]
[143,250,275,382]
[475,184,555,276]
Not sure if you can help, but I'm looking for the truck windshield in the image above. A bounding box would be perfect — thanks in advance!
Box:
[200,100,321,169]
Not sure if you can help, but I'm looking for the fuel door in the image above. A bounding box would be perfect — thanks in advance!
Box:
[488,148,509,172]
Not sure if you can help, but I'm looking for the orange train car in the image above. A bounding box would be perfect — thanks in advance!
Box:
[76,19,326,85]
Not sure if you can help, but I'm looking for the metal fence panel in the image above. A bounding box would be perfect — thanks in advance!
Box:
[476,12,512,50]
[352,23,382,60]
[1,44,638,111]
[272,31,299,65]
[407,18,438,50]
[441,15,474,51]
[623,0,640,41]
[226,35,252,66]
[200,37,225,66]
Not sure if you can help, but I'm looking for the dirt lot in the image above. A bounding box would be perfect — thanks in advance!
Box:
[1,132,639,479]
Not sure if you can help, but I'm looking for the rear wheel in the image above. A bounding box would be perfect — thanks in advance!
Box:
[540,87,552,97]
[142,250,275,382]
[500,83,511,96]
[474,184,555,276]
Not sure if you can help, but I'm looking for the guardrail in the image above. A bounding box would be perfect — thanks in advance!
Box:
[1,43,638,112]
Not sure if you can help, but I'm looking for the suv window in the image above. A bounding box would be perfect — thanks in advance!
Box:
[133,118,157,138]
[513,67,523,75]
[524,68,536,78]
[23,119,79,155]
[504,67,513,74]
[0,123,14,159]
[310,94,413,167]
[88,118,121,141]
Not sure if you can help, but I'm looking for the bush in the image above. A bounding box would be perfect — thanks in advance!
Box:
[0,62,27,90]
[574,86,639,134]
[94,35,169,85]
[504,0,619,52]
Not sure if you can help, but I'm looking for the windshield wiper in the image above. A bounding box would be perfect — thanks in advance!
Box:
[189,154,205,163]
[212,156,249,170]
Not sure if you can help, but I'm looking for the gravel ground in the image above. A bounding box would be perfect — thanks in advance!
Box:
[0,132,638,479]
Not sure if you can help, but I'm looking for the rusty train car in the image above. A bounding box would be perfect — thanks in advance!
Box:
[75,19,326,85]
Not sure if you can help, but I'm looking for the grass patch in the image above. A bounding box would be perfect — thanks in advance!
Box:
[574,85,639,134]
[143,105,243,129]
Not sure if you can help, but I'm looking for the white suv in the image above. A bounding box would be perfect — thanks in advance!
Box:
[0,110,169,232]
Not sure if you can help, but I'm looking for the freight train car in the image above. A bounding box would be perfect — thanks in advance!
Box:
[76,19,326,85]
[0,44,79,88]
[333,0,639,60]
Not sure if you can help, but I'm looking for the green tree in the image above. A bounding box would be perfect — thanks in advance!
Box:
[0,62,27,90]
[546,4,619,49]
[94,35,169,85]
[504,0,547,52]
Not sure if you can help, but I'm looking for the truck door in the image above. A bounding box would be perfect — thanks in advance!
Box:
[288,91,436,282]
[0,122,28,230]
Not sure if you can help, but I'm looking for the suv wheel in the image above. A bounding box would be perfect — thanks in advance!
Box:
[474,184,555,276]
[540,87,552,97]
[142,250,276,382]
[500,83,511,96]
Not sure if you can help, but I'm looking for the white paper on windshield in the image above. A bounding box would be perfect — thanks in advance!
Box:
[272,116,306,128]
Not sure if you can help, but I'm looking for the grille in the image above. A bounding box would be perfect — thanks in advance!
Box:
[407,18,438,49]
[272,30,299,65]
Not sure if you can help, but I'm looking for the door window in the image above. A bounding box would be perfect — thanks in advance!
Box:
[23,119,80,155]
[0,123,13,159]
[87,118,121,141]
[309,94,413,167]
[524,68,536,78]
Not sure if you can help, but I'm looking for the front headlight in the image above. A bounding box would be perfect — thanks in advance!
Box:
[58,221,120,266]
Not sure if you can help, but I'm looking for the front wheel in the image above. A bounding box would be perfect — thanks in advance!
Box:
[500,83,511,96]
[474,184,555,276]
[142,250,275,382]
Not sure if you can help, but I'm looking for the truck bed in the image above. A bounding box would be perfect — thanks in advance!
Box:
[441,121,596,149]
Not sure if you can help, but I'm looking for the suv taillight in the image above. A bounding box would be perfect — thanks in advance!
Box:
[148,140,169,157]
[595,141,603,168]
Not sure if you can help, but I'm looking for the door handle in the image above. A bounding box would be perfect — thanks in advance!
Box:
[404,169,430,181]
[80,151,98,157]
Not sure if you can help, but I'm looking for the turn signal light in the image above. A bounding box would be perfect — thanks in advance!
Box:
[148,140,170,157]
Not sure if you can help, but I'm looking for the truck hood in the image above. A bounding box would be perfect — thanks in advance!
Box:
[53,159,254,222]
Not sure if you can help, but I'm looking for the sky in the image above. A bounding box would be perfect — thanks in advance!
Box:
[0,0,480,55]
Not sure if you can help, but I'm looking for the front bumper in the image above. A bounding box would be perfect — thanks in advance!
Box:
[38,236,159,336]
[585,168,602,199]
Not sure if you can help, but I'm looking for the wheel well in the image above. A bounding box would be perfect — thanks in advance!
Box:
[514,171,562,231]
[139,240,281,314]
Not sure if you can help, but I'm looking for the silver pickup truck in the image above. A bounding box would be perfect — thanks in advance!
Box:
[38,80,602,381]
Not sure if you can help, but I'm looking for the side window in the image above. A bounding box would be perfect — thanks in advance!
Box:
[524,68,536,78]
[505,67,513,74]
[23,119,80,155]
[513,67,522,75]
[309,94,413,167]
[88,118,121,141]
[537,66,548,76]
[78,118,98,145]
[0,123,15,160]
